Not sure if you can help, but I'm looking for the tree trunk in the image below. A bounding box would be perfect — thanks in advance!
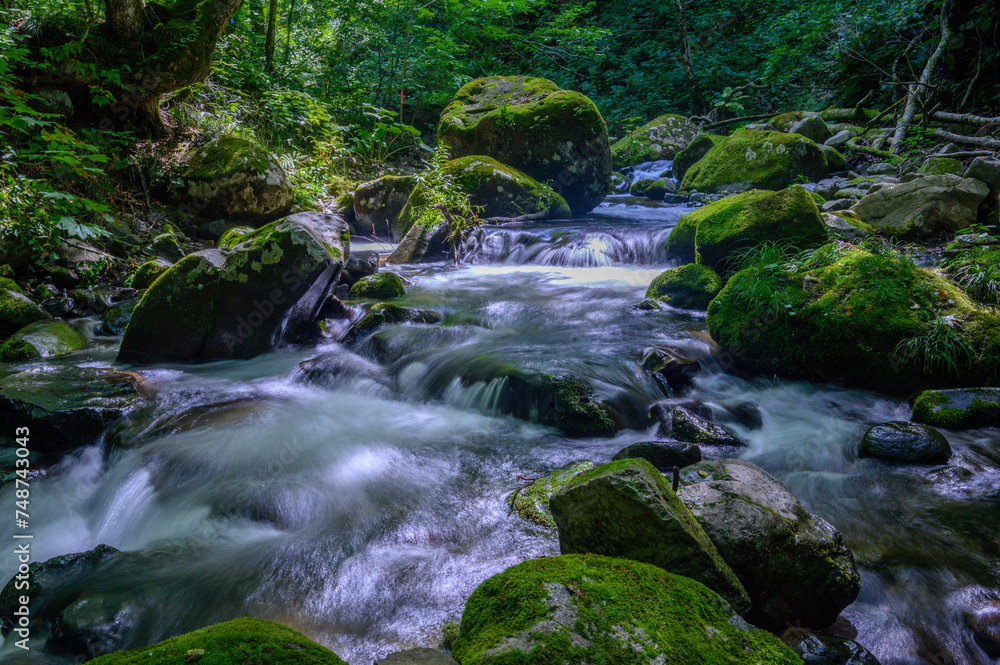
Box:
[105,0,144,42]
[673,0,706,116]
[891,0,954,152]
[283,0,296,64]
[264,0,277,73]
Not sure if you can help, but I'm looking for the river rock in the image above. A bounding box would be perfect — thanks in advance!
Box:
[679,459,861,629]
[0,366,143,456]
[172,136,293,225]
[376,648,459,665]
[610,113,699,168]
[918,156,963,176]
[437,75,611,215]
[628,178,675,200]
[664,405,744,446]
[680,129,834,193]
[85,617,348,665]
[341,250,379,287]
[673,133,724,182]
[868,162,897,176]
[353,175,416,238]
[641,346,701,391]
[0,287,50,339]
[50,593,143,659]
[665,186,826,271]
[0,319,86,361]
[293,350,394,391]
[100,297,140,335]
[450,554,798,665]
[349,272,406,299]
[549,458,750,612]
[851,174,989,236]
[119,212,349,363]
[825,130,852,149]
[130,258,172,289]
[858,421,951,463]
[346,303,441,341]
[912,388,1000,429]
[386,221,451,265]
[612,441,701,470]
[965,156,1000,189]
[789,116,833,144]
[507,460,596,528]
[965,604,1000,657]
[781,628,881,664]
[645,263,722,309]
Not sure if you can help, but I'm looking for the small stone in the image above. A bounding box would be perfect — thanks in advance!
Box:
[612,441,702,470]
[858,421,951,464]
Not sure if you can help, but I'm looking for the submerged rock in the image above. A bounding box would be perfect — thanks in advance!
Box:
[611,113,699,168]
[550,458,750,612]
[645,263,722,309]
[293,350,394,391]
[641,346,701,392]
[507,460,596,528]
[781,628,881,664]
[437,75,611,215]
[679,459,861,629]
[450,554,798,665]
[346,303,441,341]
[51,594,143,659]
[118,212,349,363]
[665,406,745,446]
[0,319,86,362]
[611,441,702,470]
[858,421,951,464]
[912,388,1000,429]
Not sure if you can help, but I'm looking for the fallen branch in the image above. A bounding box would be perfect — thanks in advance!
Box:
[867,97,905,128]
[928,129,1000,149]
[933,151,994,159]
[697,112,786,131]
[930,111,1000,126]
[846,137,895,159]
[483,211,550,224]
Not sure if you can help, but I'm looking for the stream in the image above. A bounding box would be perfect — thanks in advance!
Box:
[2,193,1000,665]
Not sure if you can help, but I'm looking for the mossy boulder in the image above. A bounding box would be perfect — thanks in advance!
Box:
[346,302,441,341]
[0,319,86,361]
[852,174,989,237]
[508,460,596,529]
[911,388,1000,429]
[353,175,416,238]
[678,459,861,630]
[451,554,798,665]
[437,76,611,216]
[119,212,349,363]
[0,366,142,456]
[673,133,724,182]
[349,271,406,299]
[610,113,700,168]
[173,136,293,225]
[217,226,256,250]
[680,129,832,193]
[858,421,951,463]
[129,258,172,290]
[100,298,140,335]
[707,244,1000,392]
[87,617,347,665]
[664,186,826,273]
[628,178,674,200]
[769,111,806,132]
[549,458,750,612]
[446,155,572,220]
[0,287,50,339]
[919,156,964,176]
[645,263,723,309]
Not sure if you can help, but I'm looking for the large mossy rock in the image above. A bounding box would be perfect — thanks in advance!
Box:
[549,458,750,612]
[0,366,143,456]
[353,175,416,238]
[87,617,348,665]
[450,554,799,665]
[707,244,1000,392]
[508,460,596,529]
[851,174,989,237]
[678,459,861,630]
[173,136,293,225]
[645,263,723,309]
[673,133,724,182]
[119,212,349,363]
[912,388,1000,429]
[0,287,50,339]
[129,258,172,290]
[0,319,86,362]
[610,113,699,168]
[437,76,611,216]
[680,129,834,193]
[665,186,826,272]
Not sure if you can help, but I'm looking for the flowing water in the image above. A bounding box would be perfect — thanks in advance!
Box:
[2,192,1000,665]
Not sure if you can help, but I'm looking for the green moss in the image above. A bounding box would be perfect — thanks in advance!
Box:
[349,272,406,300]
[183,137,273,181]
[88,617,347,665]
[130,259,172,290]
[769,111,805,131]
[218,226,256,250]
[645,263,723,309]
[610,114,698,168]
[0,289,50,339]
[0,337,37,362]
[673,134,725,183]
[0,319,86,361]
[451,554,801,665]
[810,191,825,206]
[508,460,596,529]
[680,130,830,193]
[911,389,1000,428]
[919,156,963,176]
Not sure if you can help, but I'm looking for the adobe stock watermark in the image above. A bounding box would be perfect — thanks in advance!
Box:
[10,426,33,651]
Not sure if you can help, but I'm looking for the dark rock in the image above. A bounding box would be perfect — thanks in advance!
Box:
[0,319,87,362]
[726,401,764,429]
[641,346,701,391]
[858,421,951,464]
[50,593,141,658]
[353,176,416,238]
[612,441,702,470]
[912,388,1000,429]
[341,250,379,287]
[293,350,393,390]
[44,265,79,289]
[664,405,745,446]
[346,303,441,341]
[965,605,1000,657]
[375,648,459,665]
[0,288,50,338]
[781,628,881,664]
[100,297,141,335]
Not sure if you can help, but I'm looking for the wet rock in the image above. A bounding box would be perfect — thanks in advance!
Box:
[679,459,861,630]
[965,605,1000,657]
[386,221,452,265]
[0,319,86,362]
[550,458,750,612]
[0,287,50,339]
[129,258,172,290]
[665,405,745,446]
[780,628,881,664]
[341,250,379,287]
[852,174,989,236]
[450,554,798,665]
[641,346,701,391]
[50,593,142,659]
[349,271,406,300]
[912,388,1000,429]
[293,350,394,391]
[508,460,596,529]
[611,441,701,470]
[611,114,699,168]
[346,303,441,342]
[495,371,617,438]
[438,75,611,215]
[0,366,143,456]
[858,421,951,464]
[644,263,722,310]
[119,212,349,363]
[68,287,114,316]
[100,297,141,335]
[926,465,973,483]
[353,175,416,238]
[45,265,80,289]
[375,648,459,665]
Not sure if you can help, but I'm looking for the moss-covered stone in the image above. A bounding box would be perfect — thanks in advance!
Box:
[707,244,1000,392]
[0,319,86,361]
[347,302,440,341]
[673,133,724,182]
[768,111,806,132]
[174,136,293,225]
[919,156,964,176]
[645,263,722,309]
[508,461,596,529]
[349,271,406,299]
[451,554,798,665]
[911,388,1000,429]
[680,130,832,193]
[665,186,826,273]
[217,226,256,250]
[101,297,141,335]
[550,458,749,612]
[0,288,50,339]
[610,114,699,168]
[628,178,673,200]
[437,76,611,216]
[353,175,416,238]
[130,258,172,290]
[852,174,989,236]
[88,617,347,665]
